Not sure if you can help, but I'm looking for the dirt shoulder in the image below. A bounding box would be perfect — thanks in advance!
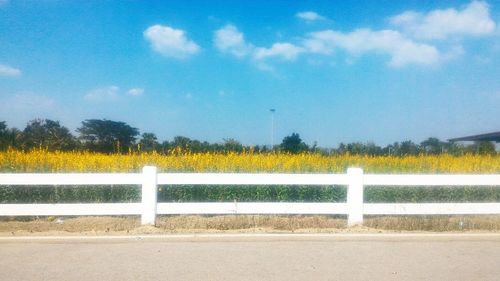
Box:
[1,215,500,236]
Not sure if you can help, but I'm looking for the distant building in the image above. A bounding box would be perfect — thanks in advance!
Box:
[448,131,500,143]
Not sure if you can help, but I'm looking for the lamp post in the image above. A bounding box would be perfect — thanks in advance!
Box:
[270,109,276,151]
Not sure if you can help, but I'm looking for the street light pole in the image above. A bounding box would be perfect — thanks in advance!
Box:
[270,109,276,151]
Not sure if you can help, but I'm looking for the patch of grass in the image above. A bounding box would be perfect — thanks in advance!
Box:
[364,215,500,231]
[155,215,347,231]
[2,215,500,234]
[0,216,140,233]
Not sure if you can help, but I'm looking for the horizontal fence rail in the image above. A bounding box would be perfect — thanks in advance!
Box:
[1,166,500,226]
[364,203,500,215]
[0,203,142,216]
[156,203,349,215]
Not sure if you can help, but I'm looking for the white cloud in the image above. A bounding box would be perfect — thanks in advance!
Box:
[127,88,144,96]
[254,43,304,61]
[304,29,440,67]
[214,24,253,57]
[0,64,21,77]
[211,2,494,69]
[84,86,120,102]
[303,31,337,55]
[296,11,326,22]
[299,2,496,67]
[85,86,146,101]
[144,24,200,59]
[214,25,303,63]
[390,1,496,40]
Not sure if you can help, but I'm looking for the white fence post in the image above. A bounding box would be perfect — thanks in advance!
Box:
[141,166,158,225]
[347,167,364,226]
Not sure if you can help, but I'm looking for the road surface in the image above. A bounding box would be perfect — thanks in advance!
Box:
[1,234,499,280]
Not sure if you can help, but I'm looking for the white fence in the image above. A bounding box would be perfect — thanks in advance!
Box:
[1,166,500,226]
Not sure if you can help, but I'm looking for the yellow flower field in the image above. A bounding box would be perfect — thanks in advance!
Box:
[1,149,499,174]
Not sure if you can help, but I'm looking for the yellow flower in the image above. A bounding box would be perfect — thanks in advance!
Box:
[1,149,499,174]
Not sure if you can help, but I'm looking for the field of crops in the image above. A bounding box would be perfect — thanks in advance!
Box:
[2,149,500,173]
[1,149,500,204]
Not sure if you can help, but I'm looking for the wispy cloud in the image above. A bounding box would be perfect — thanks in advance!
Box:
[127,88,144,96]
[296,11,326,22]
[84,86,120,102]
[304,29,440,67]
[213,1,494,69]
[0,0,9,7]
[215,24,441,68]
[254,43,304,61]
[144,24,200,59]
[0,64,21,77]
[85,86,145,102]
[214,24,253,58]
[300,1,496,67]
[214,24,303,67]
[390,1,496,40]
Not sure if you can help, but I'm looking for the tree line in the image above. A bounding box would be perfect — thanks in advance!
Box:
[0,119,497,155]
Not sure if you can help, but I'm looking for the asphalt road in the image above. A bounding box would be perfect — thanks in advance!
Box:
[1,234,500,281]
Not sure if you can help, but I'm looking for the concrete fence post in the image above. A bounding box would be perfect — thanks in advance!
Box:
[347,167,364,226]
[141,166,157,225]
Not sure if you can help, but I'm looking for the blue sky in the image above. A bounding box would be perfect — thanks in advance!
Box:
[1,0,499,147]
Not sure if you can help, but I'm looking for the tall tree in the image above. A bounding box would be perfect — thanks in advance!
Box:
[171,136,192,152]
[139,133,159,152]
[21,119,76,151]
[420,137,446,155]
[77,119,139,153]
[0,121,21,150]
[222,138,243,153]
[365,142,383,156]
[399,140,420,155]
[473,141,496,155]
[280,133,309,154]
[346,142,366,155]
[446,141,466,156]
